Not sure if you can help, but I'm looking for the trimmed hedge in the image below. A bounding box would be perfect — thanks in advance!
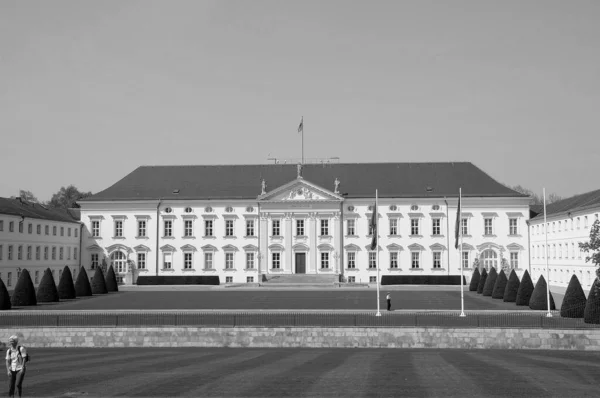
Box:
[105,265,119,292]
[515,270,534,306]
[584,282,600,324]
[492,270,507,299]
[529,275,556,310]
[0,277,11,310]
[380,275,466,285]
[476,268,488,294]
[75,267,92,297]
[561,274,587,318]
[136,276,221,285]
[469,268,480,291]
[11,269,37,307]
[36,268,60,303]
[482,267,498,296]
[503,270,520,302]
[58,266,76,300]
[91,267,108,294]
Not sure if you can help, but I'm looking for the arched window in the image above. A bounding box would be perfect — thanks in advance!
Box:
[481,249,498,270]
[110,251,127,273]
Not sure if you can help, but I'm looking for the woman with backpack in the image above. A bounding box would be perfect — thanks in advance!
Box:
[6,335,28,398]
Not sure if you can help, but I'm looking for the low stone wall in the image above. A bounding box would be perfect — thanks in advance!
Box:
[1,327,599,350]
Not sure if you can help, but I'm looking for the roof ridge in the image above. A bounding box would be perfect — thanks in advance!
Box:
[137,161,474,168]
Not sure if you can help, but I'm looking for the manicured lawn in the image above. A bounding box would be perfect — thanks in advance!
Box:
[21,347,600,397]
[13,289,543,311]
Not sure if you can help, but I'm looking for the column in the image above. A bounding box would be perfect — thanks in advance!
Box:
[285,213,292,273]
[334,211,341,274]
[259,214,268,274]
[310,212,317,273]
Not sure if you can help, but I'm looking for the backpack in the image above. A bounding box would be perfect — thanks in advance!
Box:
[8,346,30,363]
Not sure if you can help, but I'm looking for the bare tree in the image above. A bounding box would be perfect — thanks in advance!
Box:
[509,185,562,205]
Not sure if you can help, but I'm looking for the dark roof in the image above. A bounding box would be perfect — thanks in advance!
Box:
[529,204,543,219]
[531,188,600,220]
[0,198,81,223]
[83,162,526,202]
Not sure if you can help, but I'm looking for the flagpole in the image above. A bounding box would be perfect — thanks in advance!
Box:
[543,188,552,317]
[459,188,465,317]
[376,189,381,316]
[301,116,304,165]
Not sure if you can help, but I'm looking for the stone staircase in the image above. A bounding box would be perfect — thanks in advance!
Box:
[260,273,339,287]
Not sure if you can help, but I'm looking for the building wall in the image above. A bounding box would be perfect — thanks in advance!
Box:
[529,208,600,290]
[0,214,81,288]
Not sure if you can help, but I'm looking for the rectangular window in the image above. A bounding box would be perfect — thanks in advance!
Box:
[321,252,329,269]
[272,252,281,269]
[67,247,71,260]
[19,222,23,233]
[60,226,64,236]
[297,219,305,236]
[8,245,13,260]
[389,219,397,236]
[411,219,419,235]
[138,220,147,237]
[114,221,123,237]
[585,216,589,228]
[184,220,193,237]
[74,247,77,260]
[204,252,214,269]
[411,252,420,268]
[59,247,64,260]
[461,218,468,235]
[510,252,519,268]
[433,252,441,268]
[225,252,234,269]
[484,218,493,235]
[369,252,377,269]
[246,220,255,236]
[348,276,355,283]
[272,219,280,236]
[28,223,32,234]
[247,276,254,283]
[34,271,39,284]
[75,228,78,238]
[45,225,49,235]
[91,221,100,237]
[246,252,255,269]
[369,276,377,283]
[9,221,14,232]
[184,253,193,269]
[137,252,146,269]
[7,272,12,287]
[432,219,441,235]
[0,220,3,231]
[390,252,398,268]
[462,252,469,268]
[0,245,2,261]
[347,252,356,268]
[163,252,173,269]
[18,246,22,260]
[509,218,518,235]
[36,225,41,234]
[51,247,55,260]
[91,253,99,269]
[225,220,234,236]
[68,228,71,237]
[205,220,213,237]
[35,246,40,260]
[164,220,172,237]
[27,246,32,260]
[347,219,355,236]
[44,246,48,260]
[577,217,580,229]
[226,276,233,283]
[320,219,329,236]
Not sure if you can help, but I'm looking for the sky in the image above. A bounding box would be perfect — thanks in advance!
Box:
[1,0,599,202]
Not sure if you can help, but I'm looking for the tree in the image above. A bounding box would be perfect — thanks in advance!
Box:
[584,284,600,324]
[528,275,556,310]
[509,185,563,205]
[10,190,39,203]
[482,267,498,296]
[561,275,586,318]
[503,270,521,302]
[36,268,60,303]
[75,267,93,297]
[48,185,92,209]
[469,268,480,292]
[105,265,119,292]
[11,269,37,307]
[91,267,108,295]
[0,278,11,310]
[515,270,534,306]
[58,266,76,300]
[492,270,508,299]
[477,268,488,294]
[579,220,600,284]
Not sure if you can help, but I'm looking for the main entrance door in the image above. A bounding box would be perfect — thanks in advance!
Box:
[295,253,306,274]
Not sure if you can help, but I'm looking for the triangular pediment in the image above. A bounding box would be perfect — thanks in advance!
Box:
[258,179,343,202]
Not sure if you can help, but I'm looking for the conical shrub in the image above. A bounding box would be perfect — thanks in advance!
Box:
[503,269,520,302]
[469,268,480,291]
[36,268,60,303]
[0,278,11,310]
[58,266,76,300]
[11,269,37,307]
[91,266,108,294]
[516,270,534,306]
[584,282,600,324]
[529,275,556,310]
[482,267,498,296]
[560,275,586,318]
[477,268,488,294]
[492,270,508,299]
[105,265,119,292]
[75,267,92,297]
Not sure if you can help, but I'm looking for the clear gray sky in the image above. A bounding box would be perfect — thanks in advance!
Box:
[1,0,599,201]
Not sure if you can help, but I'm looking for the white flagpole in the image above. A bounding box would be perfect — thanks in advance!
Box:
[459,188,465,317]
[301,116,304,165]
[543,188,552,317]
[376,189,381,316]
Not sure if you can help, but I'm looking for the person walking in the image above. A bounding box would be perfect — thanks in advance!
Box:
[6,335,27,398]
[386,292,391,311]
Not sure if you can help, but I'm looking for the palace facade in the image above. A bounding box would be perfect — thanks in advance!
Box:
[78,162,530,285]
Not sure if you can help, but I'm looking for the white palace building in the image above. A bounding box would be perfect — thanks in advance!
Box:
[77,162,531,285]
